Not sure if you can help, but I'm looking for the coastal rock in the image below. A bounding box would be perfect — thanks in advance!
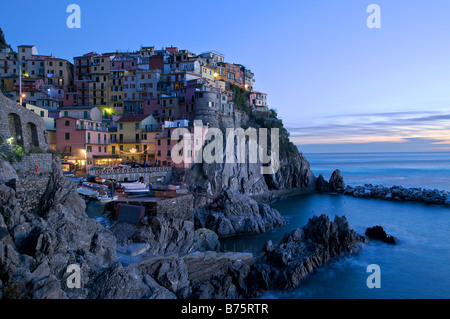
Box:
[0,160,18,184]
[111,217,196,255]
[191,228,220,252]
[365,226,396,244]
[198,187,286,238]
[182,114,315,206]
[247,215,367,296]
[88,263,150,299]
[315,174,330,193]
[329,169,345,192]
[0,157,117,299]
[343,184,450,206]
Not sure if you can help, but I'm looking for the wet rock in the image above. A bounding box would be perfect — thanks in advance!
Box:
[365,226,396,244]
[247,215,367,296]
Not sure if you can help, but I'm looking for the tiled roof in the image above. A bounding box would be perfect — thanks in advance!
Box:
[116,114,151,123]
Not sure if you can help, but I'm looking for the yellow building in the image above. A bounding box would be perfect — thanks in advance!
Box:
[110,114,159,164]
[44,58,73,89]
[200,64,216,81]
[108,70,125,116]
[89,54,110,110]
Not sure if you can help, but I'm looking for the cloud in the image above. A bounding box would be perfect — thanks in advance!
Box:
[286,109,450,152]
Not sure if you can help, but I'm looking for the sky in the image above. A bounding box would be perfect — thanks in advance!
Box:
[2,0,450,153]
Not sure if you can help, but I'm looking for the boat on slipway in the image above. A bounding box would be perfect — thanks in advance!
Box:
[120,182,150,195]
[77,182,118,203]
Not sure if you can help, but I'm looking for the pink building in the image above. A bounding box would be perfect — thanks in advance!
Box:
[56,116,110,170]
[155,120,208,169]
[111,55,139,71]
[249,91,268,110]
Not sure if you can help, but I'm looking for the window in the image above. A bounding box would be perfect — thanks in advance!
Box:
[87,146,92,152]
[65,120,70,126]
[65,133,70,140]
[64,111,68,116]
[119,123,123,130]
[135,123,139,130]
[157,139,161,146]
[112,146,116,154]
[83,111,88,119]
[98,147,101,152]
[167,139,171,146]
[40,111,44,117]
[104,147,107,153]
[119,145,123,151]
[65,146,71,154]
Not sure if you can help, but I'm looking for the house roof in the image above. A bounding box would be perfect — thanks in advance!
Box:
[116,114,151,123]
[60,106,95,110]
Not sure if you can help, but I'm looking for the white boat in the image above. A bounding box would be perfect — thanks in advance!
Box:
[96,194,118,203]
[122,183,148,190]
[77,187,99,197]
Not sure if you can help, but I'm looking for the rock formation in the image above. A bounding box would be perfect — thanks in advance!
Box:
[246,215,367,296]
[194,187,286,238]
[329,169,345,192]
[343,184,450,206]
[365,226,396,244]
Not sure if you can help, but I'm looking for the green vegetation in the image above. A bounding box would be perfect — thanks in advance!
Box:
[28,146,45,154]
[0,28,11,50]
[229,84,298,157]
[229,84,257,121]
[0,137,25,163]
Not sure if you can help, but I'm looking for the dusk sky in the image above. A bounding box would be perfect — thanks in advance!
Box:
[2,0,450,153]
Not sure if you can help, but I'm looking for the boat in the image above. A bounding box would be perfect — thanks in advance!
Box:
[95,194,118,203]
[77,186,99,197]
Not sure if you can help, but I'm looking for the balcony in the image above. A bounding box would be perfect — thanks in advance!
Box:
[86,140,111,145]
[115,139,143,144]
[76,124,109,132]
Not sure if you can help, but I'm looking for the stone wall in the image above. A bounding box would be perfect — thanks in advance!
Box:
[155,194,193,221]
[90,167,172,184]
[0,92,49,151]
[14,173,50,213]
[15,153,53,174]
[115,194,194,222]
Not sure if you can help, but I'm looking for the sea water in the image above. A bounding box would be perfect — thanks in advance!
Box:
[221,152,450,299]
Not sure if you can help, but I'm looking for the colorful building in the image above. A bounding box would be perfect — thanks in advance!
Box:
[111,114,159,164]
[155,120,208,169]
[56,116,110,170]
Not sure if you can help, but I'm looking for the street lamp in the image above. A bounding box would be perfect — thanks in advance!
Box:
[20,93,26,105]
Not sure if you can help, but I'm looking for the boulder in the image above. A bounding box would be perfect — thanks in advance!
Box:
[329,169,345,192]
[192,228,220,252]
[247,215,367,296]
[365,226,396,244]
[315,174,330,193]
[198,187,286,238]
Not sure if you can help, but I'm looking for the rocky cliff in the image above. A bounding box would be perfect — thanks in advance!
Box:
[183,112,316,205]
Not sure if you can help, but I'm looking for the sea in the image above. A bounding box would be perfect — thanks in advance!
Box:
[221,152,450,299]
